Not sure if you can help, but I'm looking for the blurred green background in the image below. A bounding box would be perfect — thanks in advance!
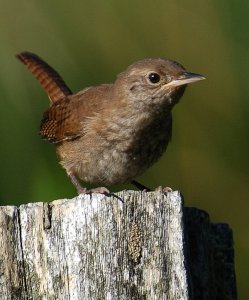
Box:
[0,0,248,297]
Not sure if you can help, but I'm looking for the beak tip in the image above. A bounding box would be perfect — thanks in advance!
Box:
[183,72,205,80]
[181,72,206,84]
[164,71,206,88]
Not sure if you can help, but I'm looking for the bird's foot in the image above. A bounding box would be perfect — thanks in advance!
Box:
[68,172,110,195]
[76,185,110,196]
[154,186,173,193]
[86,186,110,194]
[131,180,173,194]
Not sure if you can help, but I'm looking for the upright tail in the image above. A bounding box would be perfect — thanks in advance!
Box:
[16,51,72,103]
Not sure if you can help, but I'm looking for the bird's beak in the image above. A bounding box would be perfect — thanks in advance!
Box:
[165,72,206,88]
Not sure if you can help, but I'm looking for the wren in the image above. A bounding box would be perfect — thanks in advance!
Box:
[17,52,205,194]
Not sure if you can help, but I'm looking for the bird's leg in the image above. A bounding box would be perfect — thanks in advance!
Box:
[68,172,87,194]
[131,180,151,192]
[68,172,110,195]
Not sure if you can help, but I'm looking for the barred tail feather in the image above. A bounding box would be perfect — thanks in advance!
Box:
[17,51,72,103]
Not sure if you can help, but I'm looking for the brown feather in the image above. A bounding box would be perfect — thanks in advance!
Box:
[16,51,72,103]
[40,84,113,143]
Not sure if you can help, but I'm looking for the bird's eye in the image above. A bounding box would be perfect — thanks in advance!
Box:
[148,72,161,84]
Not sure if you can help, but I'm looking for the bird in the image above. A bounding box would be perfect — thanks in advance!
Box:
[17,51,205,194]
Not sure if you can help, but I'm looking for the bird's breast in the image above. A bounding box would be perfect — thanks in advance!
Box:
[57,111,172,185]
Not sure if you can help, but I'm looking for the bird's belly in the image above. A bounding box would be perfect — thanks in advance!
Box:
[57,115,172,186]
[83,149,138,185]
[76,136,168,185]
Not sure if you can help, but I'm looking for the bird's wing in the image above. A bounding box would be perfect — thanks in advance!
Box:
[16,51,113,143]
[40,84,112,143]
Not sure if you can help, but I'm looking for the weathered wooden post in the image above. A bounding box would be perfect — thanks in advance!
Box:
[0,191,236,299]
